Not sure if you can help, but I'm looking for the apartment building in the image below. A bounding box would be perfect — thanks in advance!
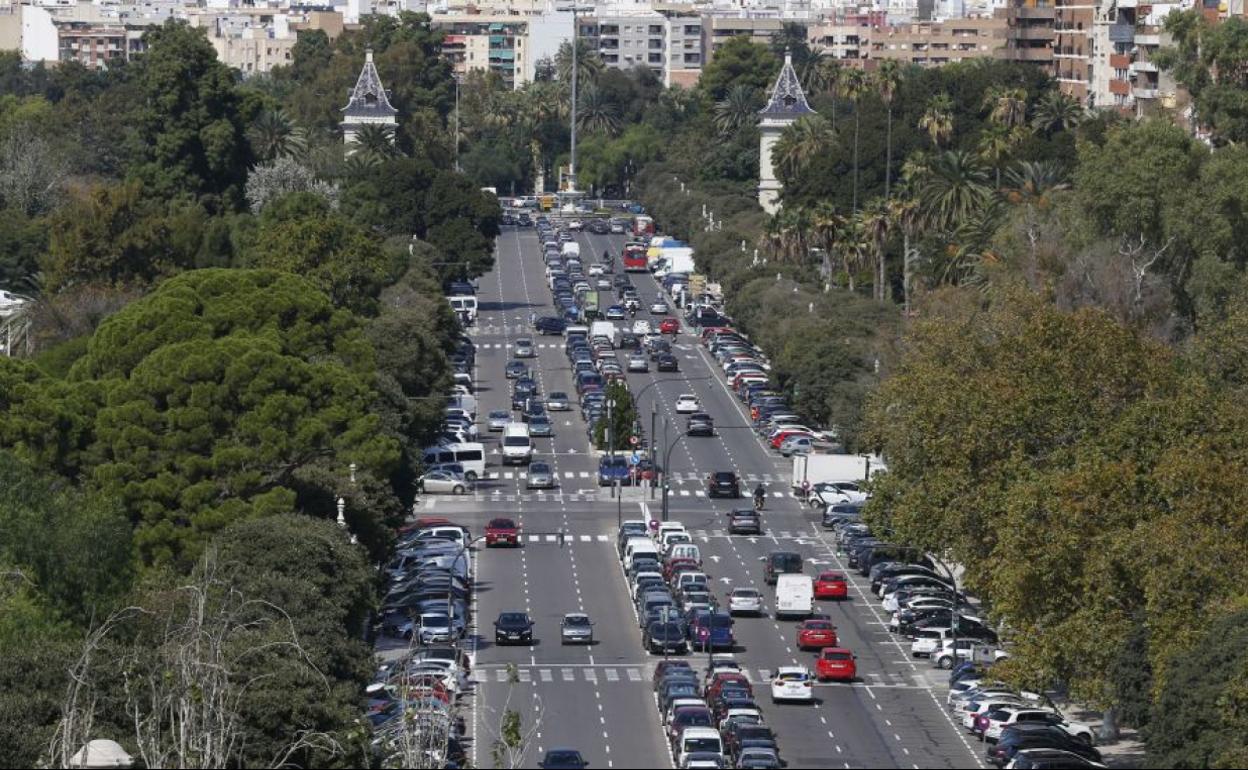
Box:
[807,13,882,62]
[867,16,1005,65]
[996,0,1054,70]
[1052,0,1095,104]
[701,12,783,59]
[438,17,532,89]
[56,21,144,68]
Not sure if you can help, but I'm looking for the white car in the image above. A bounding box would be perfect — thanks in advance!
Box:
[567,219,583,230]
[811,481,869,505]
[675,394,700,414]
[770,666,814,703]
[588,264,604,276]
[983,707,1095,744]
[1005,750,1107,769]
[632,320,652,335]
[727,588,763,615]
[649,300,668,314]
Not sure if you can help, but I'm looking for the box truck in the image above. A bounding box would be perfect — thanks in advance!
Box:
[790,453,886,495]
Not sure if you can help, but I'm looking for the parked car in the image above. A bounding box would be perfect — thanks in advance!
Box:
[987,725,1103,768]
[418,470,472,495]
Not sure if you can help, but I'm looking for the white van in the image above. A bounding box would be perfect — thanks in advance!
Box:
[422,442,485,480]
[774,574,814,619]
[668,544,701,565]
[655,521,686,543]
[623,538,659,574]
[676,727,723,767]
[448,295,478,322]
[501,423,532,465]
[561,241,581,258]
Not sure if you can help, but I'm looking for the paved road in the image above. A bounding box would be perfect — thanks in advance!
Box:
[431,225,983,769]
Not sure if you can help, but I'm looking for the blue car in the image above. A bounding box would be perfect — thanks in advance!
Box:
[597,456,631,487]
[688,610,735,651]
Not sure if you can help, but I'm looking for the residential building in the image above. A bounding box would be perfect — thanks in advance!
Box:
[996,0,1054,70]
[701,12,783,59]
[866,16,1005,65]
[438,17,532,89]
[1053,0,1096,104]
[56,21,144,68]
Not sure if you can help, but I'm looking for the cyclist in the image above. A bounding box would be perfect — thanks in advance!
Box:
[753,483,766,511]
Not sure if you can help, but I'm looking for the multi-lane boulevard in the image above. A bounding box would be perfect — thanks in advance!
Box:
[427,222,983,769]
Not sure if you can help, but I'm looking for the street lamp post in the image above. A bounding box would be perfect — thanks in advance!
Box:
[453,73,461,173]
[660,419,690,523]
[569,5,579,193]
[932,557,960,669]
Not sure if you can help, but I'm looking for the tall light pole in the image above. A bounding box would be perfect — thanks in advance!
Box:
[570,5,578,194]
[453,73,462,173]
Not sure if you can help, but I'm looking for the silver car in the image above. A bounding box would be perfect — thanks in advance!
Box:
[560,613,594,645]
[488,410,511,431]
[627,354,649,373]
[529,415,553,437]
[527,461,556,489]
[419,470,473,495]
[779,435,813,457]
[728,588,764,615]
[547,392,570,411]
[514,339,536,358]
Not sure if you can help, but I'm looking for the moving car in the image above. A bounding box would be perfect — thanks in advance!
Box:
[560,613,594,645]
[546,391,570,411]
[686,413,714,437]
[485,517,519,547]
[706,471,741,499]
[514,338,536,358]
[494,612,534,645]
[606,305,627,320]
[536,316,567,335]
[650,300,669,314]
[487,409,511,431]
[796,619,838,650]
[527,461,556,489]
[418,469,472,495]
[528,414,554,437]
[660,317,680,335]
[813,571,849,600]
[505,360,528,379]
[627,353,650,372]
[770,667,814,703]
[815,648,857,682]
[656,353,679,372]
[727,510,762,535]
[538,748,589,769]
[727,588,764,615]
[598,455,632,486]
[675,394,701,413]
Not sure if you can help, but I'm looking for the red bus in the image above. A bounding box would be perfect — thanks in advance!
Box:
[623,244,649,272]
[632,215,655,237]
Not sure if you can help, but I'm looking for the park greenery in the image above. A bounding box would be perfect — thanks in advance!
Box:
[0,14,497,766]
[447,21,1248,760]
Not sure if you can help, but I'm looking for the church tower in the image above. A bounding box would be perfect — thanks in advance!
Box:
[342,49,398,148]
[758,51,814,215]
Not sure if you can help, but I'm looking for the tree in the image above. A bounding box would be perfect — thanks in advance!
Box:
[592,381,638,451]
[699,36,779,101]
[1147,609,1248,768]
[555,39,605,87]
[248,108,307,163]
[915,150,992,233]
[919,93,955,149]
[842,68,867,212]
[134,21,252,209]
[246,197,389,314]
[246,157,339,213]
[1032,90,1084,135]
[66,269,401,567]
[982,85,1028,131]
[0,132,65,216]
[772,114,834,181]
[353,124,400,162]
[875,60,903,202]
[713,84,761,136]
[576,83,621,136]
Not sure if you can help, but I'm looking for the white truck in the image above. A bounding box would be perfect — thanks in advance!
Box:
[774,574,814,619]
[790,453,886,496]
[561,241,581,258]
[655,247,695,278]
[590,320,617,348]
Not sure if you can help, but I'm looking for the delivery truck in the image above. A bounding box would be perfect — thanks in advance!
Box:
[590,320,617,347]
[790,453,886,495]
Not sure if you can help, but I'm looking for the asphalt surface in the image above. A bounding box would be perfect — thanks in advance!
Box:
[427,223,984,769]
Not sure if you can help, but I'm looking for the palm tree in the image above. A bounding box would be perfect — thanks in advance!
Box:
[916,150,992,233]
[576,83,621,136]
[1031,90,1084,135]
[771,23,815,68]
[809,199,843,278]
[713,85,761,136]
[888,190,923,314]
[835,214,869,293]
[1003,160,1070,207]
[249,109,306,162]
[860,199,892,301]
[772,114,835,180]
[919,93,955,150]
[875,61,903,202]
[841,68,867,213]
[800,54,838,97]
[982,86,1028,131]
[352,124,399,162]
[977,124,1014,190]
[555,40,604,86]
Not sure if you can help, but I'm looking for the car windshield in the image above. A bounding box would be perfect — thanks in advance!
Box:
[777,672,809,682]
[733,589,760,598]
[823,651,852,661]
[805,621,833,630]
[711,615,733,628]
[490,410,509,419]
[530,463,551,474]
[684,738,721,752]
[544,751,583,765]
[714,473,736,482]
[489,519,516,529]
[499,613,528,625]
[564,615,590,627]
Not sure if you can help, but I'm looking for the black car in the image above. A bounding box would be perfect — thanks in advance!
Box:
[517,213,533,227]
[494,612,535,645]
[987,725,1103,768]
[644,621,688,654]
[706,471,740,499]
[763,551,803,585]
[1007,748,1107,769]
[656,353,679,372]
[538,748,588,769]
[687,412,714,437]
[536,316,567,335]
[727,510,762,535]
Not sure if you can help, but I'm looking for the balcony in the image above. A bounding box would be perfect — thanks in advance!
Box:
[1001,47,1054,61]
[1008,26,1055,40]
[1133,86,1160,99]
[1135,32,1162,46]
[1109,78,1131,95]
[1012,6,1056,18]
[1130,59,1158,72]
[1109,53,1129,68]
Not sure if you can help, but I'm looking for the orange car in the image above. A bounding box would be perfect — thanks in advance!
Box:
[814,571,849,600]
[815,647,857,682]
[796,619,838,650]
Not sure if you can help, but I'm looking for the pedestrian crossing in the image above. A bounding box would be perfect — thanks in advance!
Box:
[473,664,923,689]
[473,530,817,543]
[478,471,787,486]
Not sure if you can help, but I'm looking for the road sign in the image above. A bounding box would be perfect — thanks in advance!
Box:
[629,436,639,446]
[630,452,641,465]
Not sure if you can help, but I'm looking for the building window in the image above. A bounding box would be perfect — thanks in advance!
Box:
[649,25,663,35]
[648,52,662,63]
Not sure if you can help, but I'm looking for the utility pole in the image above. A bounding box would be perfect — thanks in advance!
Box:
[569,5,579,193]
[453,73,461,173]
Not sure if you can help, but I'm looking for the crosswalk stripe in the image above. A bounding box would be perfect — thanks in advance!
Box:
[564,471,575,478]
[626,669,642,682]
[545,535,558,543]
[679,490,690,497]
[519,669,531,682]
[519,472,528,479]
[597,535,609,542]
[540,669,553,682]
[585,669,598,683]
[496,670,508,682]
[504,472,514,480]
[562,668,575,682]
[579,471,590,478]
[694,491,705,497]
[605,668,619,682]
[579,535,591,542]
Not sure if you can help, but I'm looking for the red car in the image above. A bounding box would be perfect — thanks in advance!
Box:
[768,429,814,449]
[796,619,839,650]
[815,647,857,682]
[814,571,849,600]
[485,517,520,547]
[659,317,680,335]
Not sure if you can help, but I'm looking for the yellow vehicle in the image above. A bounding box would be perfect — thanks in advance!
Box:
[539,194,556,211]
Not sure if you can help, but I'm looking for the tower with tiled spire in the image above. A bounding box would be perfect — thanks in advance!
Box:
[341,49,398,148]
[758,50,814,215]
